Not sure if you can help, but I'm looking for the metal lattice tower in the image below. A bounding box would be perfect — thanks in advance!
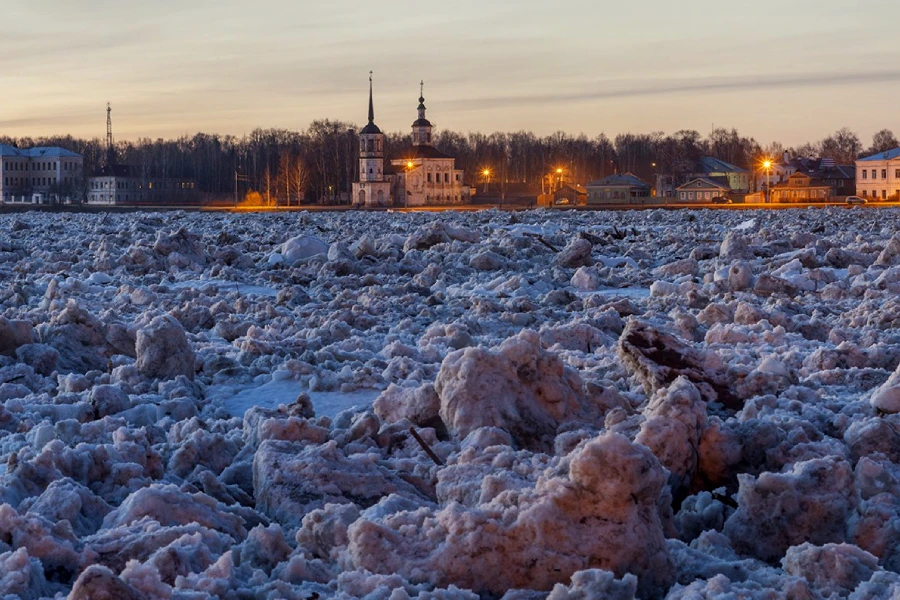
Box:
[106,103,115,165]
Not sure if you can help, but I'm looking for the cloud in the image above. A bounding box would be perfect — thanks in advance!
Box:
[449,70,900,109]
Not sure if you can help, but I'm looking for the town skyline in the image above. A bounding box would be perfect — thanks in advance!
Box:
[3,0,898,146]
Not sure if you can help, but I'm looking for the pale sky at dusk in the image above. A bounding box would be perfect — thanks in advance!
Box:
[2,0,898,146]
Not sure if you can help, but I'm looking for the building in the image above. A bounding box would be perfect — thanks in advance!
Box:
[697,156,749,192]
[351,75,392,208]
[587,173,650,204]
[552,184,587,206]
[758,155,855,199]
[856,148,900,201]
[86,165,197,206]
[656,156,749,197]
[676,177,730,202]
[351,76,470,207]
[770,172,833,203]
[0,144,84,204]
[86,105,198,206]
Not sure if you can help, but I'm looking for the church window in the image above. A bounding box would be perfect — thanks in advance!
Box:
[427,173,432,183]
[444,173,449,183]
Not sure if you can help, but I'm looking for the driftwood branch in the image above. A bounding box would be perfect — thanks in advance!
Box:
[409,426,444,466]
[522,232,559,252]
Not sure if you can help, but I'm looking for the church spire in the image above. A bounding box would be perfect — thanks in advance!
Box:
[368,71,375,124]
[360,71,382,136]
[412,80,433,146]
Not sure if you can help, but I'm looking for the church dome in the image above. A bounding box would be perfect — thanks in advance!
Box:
[412,118,432,128]
[360,122,382,135]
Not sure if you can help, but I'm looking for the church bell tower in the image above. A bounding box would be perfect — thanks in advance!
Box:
[411,81,433,146]
[352,72,392,207]
[359,72,385,183]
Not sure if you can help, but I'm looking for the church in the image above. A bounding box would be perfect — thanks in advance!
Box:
[352,75,470,207]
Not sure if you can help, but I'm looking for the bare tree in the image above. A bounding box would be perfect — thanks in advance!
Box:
[868,129,899,156]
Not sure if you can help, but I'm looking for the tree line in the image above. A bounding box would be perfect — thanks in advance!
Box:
[1,126,896,204]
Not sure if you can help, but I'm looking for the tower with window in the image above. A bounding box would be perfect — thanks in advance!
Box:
[353,72,392,206]
[411,81,433,146]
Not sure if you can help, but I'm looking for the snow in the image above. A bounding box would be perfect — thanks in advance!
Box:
[3,207,900,599]
[575,287,651,298]
[169,278,278,297]
[220,379,379,418]
[733,218,757,232]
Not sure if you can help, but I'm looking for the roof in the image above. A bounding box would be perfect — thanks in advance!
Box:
[587,173,649,188]
[397,145,451,160]
[92,164,137,177]
[858,148,900,162]
[556,184,587,195]
[772,175,832,189]
[809,164,855,179]
[26,147,81,158]
[412,118,433,128]
[360,122,382,135]
[0,145,81,158]
[697,156,747,173]
[0,144,23,157]
[676,177,731,191]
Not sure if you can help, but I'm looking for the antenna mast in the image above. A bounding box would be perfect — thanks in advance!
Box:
[106,103,115,166]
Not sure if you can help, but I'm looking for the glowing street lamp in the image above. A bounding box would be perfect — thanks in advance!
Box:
[482,168,491,194]
[556,168,564,192]
[404,160,414,209]
[762,159,773,203]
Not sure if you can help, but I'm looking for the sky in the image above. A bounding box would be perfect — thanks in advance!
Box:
[1,0,899,147]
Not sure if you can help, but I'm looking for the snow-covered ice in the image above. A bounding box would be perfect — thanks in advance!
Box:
[1,207,900,599]
[220,378,380,418]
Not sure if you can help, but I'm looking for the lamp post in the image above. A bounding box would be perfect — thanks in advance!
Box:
[405,161,414,209]
[482,168,491,194]
[763,160,772,204]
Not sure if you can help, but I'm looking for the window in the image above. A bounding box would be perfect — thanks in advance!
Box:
[444,173,449,183]
[883,170,888,179]
[427,173,432,182]
[688,192,694,200]
[456,174,460,181]
[884,190,888,199]
[680,191,686,200]
[863,190,868,197]
[895,169,900,178]
[863,170,868,179]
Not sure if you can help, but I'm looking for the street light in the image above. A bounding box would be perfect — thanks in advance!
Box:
[405,161,414,209]
[763,160,772,204]
[482,168,491,194]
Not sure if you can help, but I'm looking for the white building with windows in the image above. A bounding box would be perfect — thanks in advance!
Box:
[87,164,198,206]
[351,76,469,207]
[856,148,900,201]
[0,145,83,204]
